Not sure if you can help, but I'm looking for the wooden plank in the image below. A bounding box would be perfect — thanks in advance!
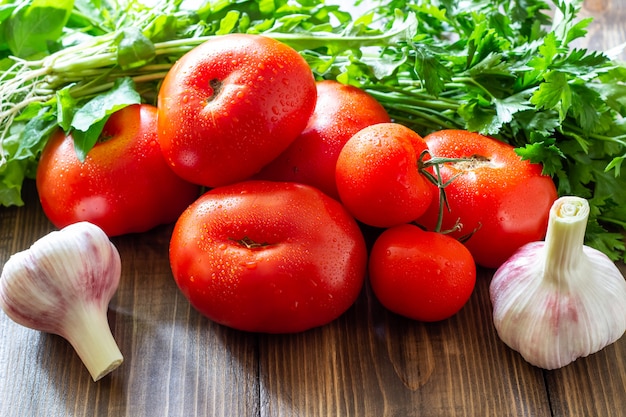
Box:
[581,0,626,60]
[260,274,553,416]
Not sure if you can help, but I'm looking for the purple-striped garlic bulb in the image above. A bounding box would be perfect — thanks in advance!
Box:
[490,196,626,369]
[0,221,123,381]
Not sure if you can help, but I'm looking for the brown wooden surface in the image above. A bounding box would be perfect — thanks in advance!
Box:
[2,2,626,416]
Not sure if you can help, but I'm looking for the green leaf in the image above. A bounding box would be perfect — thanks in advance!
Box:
[515,140,565,176]
[458,98,501,135]
[56,85,77,131]
[72,117,108,162]
[70,77,141,160]
[569,83,606,133]
[0,4,18,54]
[411,44,453,97]
[0,159,27,206]
[14,106,56,160]
[5,0,73,58]
[494,93,532,124]
[216,10,241,35]
[258,0,276,15]
[527,32,559,72]
[530,71,571,121]
[605,156,623,176]
[116,27,156,70]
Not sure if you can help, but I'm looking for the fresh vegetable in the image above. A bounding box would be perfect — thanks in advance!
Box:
[255,79,390,200]
[169,180,368,333]
[335,122,435,228]
[1,0,626,260]
[489,196,626,369]
[369,223,476,322]
[417,129,558,268]
[0,222,123,381]
[157,33,317,187]
[36,104,200,237]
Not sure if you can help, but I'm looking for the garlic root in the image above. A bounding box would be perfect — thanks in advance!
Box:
[0,222,123,381]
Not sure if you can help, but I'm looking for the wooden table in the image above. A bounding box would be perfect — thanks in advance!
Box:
[2,2,626,416]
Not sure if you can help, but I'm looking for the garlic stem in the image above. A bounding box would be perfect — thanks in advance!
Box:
[62,304,123,381]
[543,196,589,279]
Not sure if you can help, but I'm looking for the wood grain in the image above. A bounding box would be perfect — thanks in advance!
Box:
[2,2,626,416]
[581,0,626,60]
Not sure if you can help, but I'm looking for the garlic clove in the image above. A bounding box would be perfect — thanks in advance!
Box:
[0,221,123,381]
[489,196,626,369]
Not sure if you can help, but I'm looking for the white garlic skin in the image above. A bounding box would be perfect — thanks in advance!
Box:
[0,221,121,334]
[490,234,626,370]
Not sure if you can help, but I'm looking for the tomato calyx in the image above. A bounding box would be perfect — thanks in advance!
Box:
[231,236,273,250]
[448,154,492,171]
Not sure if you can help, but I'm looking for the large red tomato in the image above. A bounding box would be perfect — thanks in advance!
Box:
[157,33,317,188]
[417,129,558,269]
[36,104,200,237]
[169,180,368,333]
[255,80,390,199]
[369,223,476,322]
[335,123,435,228]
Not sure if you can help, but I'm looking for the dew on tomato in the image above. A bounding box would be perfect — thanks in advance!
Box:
[169,181,367,333]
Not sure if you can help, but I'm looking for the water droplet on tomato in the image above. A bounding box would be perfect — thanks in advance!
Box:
[244,261,257,270]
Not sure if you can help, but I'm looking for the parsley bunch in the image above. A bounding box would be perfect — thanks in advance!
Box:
[1,0,625,260]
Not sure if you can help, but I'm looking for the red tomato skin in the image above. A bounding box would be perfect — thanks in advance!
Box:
[157,34,317,188]
[36,104,200,237]
[335,123,435,228]
[169,180,368,333]
[417,130,558,269]
[255,80,391,199]
[369,224,476,322]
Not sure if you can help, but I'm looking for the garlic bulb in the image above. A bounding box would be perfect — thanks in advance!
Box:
[489,196,626,369]
[0,221,123,381]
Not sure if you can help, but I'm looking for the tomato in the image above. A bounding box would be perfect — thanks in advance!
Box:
[255,80,390,200]
[36,104,200,237]
[369,224,476,322]
[157,33,317,188]
[169,180,368,333]
[417,129,558,269]
[335,123,435,228]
